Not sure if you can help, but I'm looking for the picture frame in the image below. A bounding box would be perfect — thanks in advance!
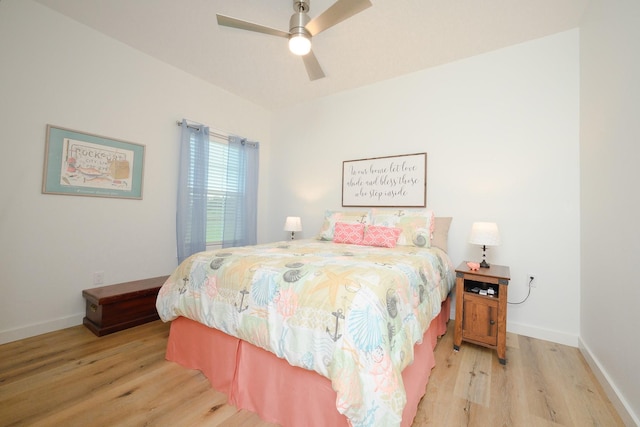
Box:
[42,125,145,199]
[342,152,427,207]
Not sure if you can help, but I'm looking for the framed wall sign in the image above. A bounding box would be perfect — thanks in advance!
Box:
[342,152,427,207]
[42,125,145,199]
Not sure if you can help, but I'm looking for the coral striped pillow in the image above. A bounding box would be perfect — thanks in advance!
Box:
[333,222,365,245]
[362,225,402,248]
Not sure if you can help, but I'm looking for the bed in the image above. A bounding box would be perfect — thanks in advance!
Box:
[156,210,455,427]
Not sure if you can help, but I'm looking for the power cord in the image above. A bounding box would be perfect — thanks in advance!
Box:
[508,276,534,305]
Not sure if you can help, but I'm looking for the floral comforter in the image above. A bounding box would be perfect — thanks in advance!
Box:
[156,239,455,427]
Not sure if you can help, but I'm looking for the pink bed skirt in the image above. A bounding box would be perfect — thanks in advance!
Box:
[166,297,451,427]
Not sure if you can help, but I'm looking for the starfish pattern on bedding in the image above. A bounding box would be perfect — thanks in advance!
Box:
[221,255,259,288]
[308,268,360,307]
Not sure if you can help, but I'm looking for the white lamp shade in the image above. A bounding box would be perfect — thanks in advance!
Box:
[284,216,302,232]
[469,222,501,246]
[288,34,311,56]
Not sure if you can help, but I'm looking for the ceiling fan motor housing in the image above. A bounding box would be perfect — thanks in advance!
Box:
[290,9,311,36]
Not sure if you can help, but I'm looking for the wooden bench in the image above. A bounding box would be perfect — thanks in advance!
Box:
[82,275,169,336]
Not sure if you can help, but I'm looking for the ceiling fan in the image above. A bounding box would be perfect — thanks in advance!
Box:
[216,0,372,81]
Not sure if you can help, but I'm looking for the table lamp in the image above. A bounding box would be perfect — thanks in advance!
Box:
[284,216,302,240]
[469,222,501,268]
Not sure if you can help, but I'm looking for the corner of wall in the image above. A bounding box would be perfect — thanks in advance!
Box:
[579,337,639,427]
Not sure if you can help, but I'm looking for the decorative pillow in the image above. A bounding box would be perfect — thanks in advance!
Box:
[431,217,452,252]
[362,225,402,248]
[371,208,434,247]
[317,210,370,240]
[333,222,365,245]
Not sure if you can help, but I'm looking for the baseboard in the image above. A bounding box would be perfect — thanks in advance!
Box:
[506,321,579,347]
[579,338,639,427]
[0,313,84,345]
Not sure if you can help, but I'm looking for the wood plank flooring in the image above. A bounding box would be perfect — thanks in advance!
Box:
[0,320,624,426]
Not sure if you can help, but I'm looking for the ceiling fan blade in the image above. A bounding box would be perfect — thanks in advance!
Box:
[216,14,290,38]
[305,0,372,36]
[302,50,325,81]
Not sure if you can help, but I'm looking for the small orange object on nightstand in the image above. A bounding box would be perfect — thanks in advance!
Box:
[466,261,480,270]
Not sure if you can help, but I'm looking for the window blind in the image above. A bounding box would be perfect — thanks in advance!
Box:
[206,134,231,245]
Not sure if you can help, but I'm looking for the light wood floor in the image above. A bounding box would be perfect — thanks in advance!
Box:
[0,320,624,427]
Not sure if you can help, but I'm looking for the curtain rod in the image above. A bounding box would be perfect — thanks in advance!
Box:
[176,120,229,141]
[176,120,258,148]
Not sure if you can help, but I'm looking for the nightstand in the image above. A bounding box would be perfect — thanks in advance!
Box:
[453,262,510,364]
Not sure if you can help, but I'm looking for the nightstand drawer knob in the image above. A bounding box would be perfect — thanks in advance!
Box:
[490,320,495,325]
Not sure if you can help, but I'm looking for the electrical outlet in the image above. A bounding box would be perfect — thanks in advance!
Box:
[93,271,104,285]
[528,274,536,288]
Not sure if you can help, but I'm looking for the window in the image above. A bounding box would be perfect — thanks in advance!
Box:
[205,135,243,246]
[177,121,258,262]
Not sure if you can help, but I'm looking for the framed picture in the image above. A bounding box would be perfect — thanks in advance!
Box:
[42,125,145,199]
[342,152,427,207]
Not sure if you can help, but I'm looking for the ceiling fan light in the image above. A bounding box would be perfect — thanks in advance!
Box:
[289,33,311,56]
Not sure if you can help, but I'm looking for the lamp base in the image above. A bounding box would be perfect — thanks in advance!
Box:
[479,259,490,268]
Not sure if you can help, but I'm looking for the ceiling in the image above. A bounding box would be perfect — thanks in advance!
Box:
[34,0,588,110]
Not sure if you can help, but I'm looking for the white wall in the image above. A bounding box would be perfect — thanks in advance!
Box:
[580,1,640,425]
[269,30,581,346]
[0,0,272,343]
